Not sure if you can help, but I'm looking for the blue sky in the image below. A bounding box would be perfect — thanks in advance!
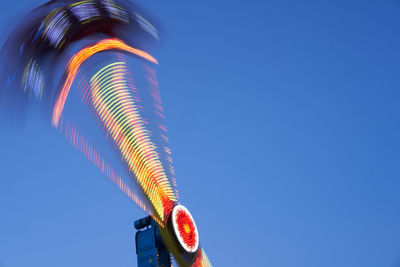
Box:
[1,0,400,267]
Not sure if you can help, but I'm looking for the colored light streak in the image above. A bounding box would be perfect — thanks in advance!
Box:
[52,38,158,127]
[89,61,176,222]
[70,1,100,24]
[193,249,213,267]
[144,64,178,198]
[22,59,44,99]
[102,0,129,23]
[42,8,71,49]
[135,12,159,40]
[60,120,158,218]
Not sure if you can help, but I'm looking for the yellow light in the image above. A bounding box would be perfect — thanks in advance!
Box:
[52,38,158,127]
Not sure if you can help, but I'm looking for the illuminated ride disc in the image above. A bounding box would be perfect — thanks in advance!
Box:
[171,204,199,253]
[158,204,202,267]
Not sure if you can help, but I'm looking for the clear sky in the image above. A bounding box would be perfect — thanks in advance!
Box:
[1,1,400,267]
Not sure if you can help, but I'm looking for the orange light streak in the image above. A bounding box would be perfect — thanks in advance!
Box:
[52,38,158,127]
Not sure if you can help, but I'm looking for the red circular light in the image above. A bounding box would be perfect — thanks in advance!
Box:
[172,205,199,253]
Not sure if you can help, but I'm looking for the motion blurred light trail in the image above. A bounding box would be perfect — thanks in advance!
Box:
[62,121,151,214]
[0,0,212,266]
[0,0,173,225]
[52,38,158,127]
[89,61,176,222]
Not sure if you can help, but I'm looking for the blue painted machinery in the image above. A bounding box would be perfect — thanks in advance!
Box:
[135,216,171,267]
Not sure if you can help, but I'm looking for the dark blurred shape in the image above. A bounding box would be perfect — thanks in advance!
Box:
[0,0,159,118]
[134,215,152,230]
